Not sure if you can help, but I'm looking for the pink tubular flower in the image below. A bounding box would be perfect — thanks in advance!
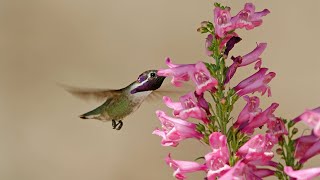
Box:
[240,43,267,67]
[226,43,267,83]
[295,134,320,164]
[157,58,195,87]
[191,62,218,95]
[158,59,218,94]
[205,132,230,180]
[214,7,234,38]
[284,166,320,180]
[234,68,276,97]
[266,117,288,138]
[233,96,261,128]
[240,103,279,135]
[293,107,320,137]
[237,134,276,163]
[231,3,270,30]
[152,110,203,147]
[163,92,209,123]
[165,154,207,180]
[219,161,275,180]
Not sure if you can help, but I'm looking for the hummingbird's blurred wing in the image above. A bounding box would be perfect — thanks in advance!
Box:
[58,83,121,103]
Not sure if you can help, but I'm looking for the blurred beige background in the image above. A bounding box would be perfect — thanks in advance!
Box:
[1,0,320,179]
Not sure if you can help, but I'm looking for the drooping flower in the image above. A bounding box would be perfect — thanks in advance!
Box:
[225,43,267,84]
[266,117,288,138]
[234,68,276,97]
[237,133,276,163]
[152,110,203,147]
[231,3,270,30]
[239,103,279,135]
[219,32,239,51]
[163,92,209,123]
[284,166,320,180]
[214,7,234,37]
[293,107,320,137]
[165,154,207,180]
[205,132,230,180]
[294,134,320,164]
[233,96,261,128]
[219,161,275,180]
[224,36,242,57]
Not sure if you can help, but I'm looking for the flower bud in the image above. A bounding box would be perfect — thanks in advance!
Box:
[276,163,284,170]
[292,128,298,135]
[288,120,295,128]
[276,148,283,155]
[200,21,209,27]
[197,27,208,33]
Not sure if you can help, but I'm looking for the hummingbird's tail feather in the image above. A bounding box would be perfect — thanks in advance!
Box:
[79,114,88,119]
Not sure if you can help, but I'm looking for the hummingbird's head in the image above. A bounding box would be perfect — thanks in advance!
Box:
[130,70,166,94]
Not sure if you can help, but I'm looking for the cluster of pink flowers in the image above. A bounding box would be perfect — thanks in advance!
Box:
[153,3,320,180]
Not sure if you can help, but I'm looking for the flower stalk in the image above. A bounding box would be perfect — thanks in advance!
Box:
[152,2,320,179]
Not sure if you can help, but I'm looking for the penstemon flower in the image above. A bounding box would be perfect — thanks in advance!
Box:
[153,2,320,179]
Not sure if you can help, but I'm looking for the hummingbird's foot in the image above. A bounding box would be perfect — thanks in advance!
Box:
[116,120,123,130]
[112,120,123,130]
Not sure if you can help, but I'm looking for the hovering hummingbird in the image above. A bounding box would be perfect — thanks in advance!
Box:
[61,70,166,130]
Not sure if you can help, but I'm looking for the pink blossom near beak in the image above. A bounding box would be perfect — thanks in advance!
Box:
[157,57,195,87]
[152,110,203,147]
[284,166,320,180]
[158,59,218,94]
[231,3,270,30]
[163,92,209,123]
[165,154,207,180]
[190,62,218,95]
[234,68,276,97]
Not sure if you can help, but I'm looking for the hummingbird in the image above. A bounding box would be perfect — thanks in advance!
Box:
[61,70,166,130]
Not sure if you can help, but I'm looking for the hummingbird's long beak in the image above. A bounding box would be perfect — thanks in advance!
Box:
[130,75,166,94]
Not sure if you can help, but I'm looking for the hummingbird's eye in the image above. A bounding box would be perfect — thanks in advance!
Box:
[150,72,156,77]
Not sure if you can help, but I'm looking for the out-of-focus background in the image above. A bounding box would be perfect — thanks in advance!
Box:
[1,0,319,179]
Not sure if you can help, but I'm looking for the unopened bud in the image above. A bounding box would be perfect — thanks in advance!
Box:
[278,138,284,146]
[276,163,284,170]
[197,27,208,33]
[276,148,283,155]
[201,21,209,27]
[288,120,295,128]
[220,98,226,104]
[292,128,298,135]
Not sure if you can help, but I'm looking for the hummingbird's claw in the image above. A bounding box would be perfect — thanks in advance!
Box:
[112,120,116,129]
[112,120,123,130]
[116,120,123,130]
